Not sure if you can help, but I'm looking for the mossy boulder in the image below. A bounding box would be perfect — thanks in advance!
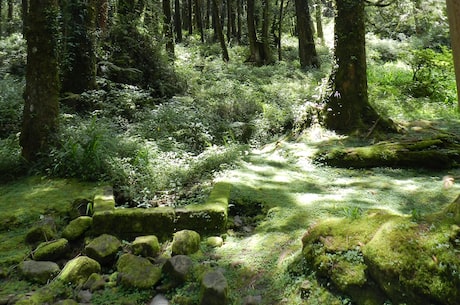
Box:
[62,216,93,241]
[316,136,460,170]
[301,210,460,305]
[200,270,229,305]
[19,260,60,284]
[172,230,201,255]
[132,235,160,258]
[206,236,224,248]
[33,238,69,261]
[85,234,121,266]
[116,253,162,289]
[82,273,106,292]
[25,225,57,246]
[162,255,193,285]
[58,256,101,285]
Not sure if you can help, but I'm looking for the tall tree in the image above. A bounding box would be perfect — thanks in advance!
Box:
[60,0,97,94]
[295,0,319,68]
[0,0,3,36]
[195,0,205,42]
[21,0,28,36]
[96,0,109,31]
[315,0,324,43]
[446,0,460,108]
[212,0,229,61]
[324,0,393,134]
[174,0,183,42]
[20,0,60,162]
[163,0,175,56]
[247,0,272,64]
[7,0,13,33]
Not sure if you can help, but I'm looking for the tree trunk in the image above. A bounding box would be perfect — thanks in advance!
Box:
[277,0,285,61]
[261,0,272,63]
[246,0,261,62]
[174,0,183,42]
[236,0,241,43]
[7,0,13,33]
[194,0,205,42]
[295,0,319,68]
[324,0,393,134]
[96,0,109,31]
[187,0,193,34]
[21,0,60,162]
[163,0,175,56]
[22,0,28,37]
[61,0,98,94]
[315,0,324,44]
[446,0,460,109]
[212,0,229,61]
[0,0,3,36]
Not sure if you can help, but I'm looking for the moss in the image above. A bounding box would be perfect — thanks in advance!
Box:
[58,256,101,285]
[172,230,201,255]
[116,254,162,289]
[62,216,93,241]
[33,238,69,261]
[132,235,160,257]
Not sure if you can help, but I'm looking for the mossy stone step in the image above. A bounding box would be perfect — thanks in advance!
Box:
[92,182,231,240]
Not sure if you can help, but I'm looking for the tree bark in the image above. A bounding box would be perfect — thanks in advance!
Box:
[7,0,13,34]
[212,0,229,61]
[187,0,193,34]
[163,0,175,56]
[194,0,205,42]
[246,0,261,62]
[295,0,319,68]
[236,0,242,43]
[0,0,3,36]
[324,0,393,134]
[261,0,272,63]
[174,0,183,42]
[315,0,324,44]
[61,0,97,94]
[21,0,60,162]
[446,0,460,109]
[96,0,109,31]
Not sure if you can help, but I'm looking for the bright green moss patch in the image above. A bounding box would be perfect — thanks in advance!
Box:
[302,210,460,305]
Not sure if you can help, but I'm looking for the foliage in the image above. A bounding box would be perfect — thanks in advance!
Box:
[0,33,26,77]
[91,287,151,305]
[0,75,24,137]
[0,135,24,182]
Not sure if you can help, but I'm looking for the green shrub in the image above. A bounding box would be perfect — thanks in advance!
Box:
[0,75,24,138]
[0,135,25,182]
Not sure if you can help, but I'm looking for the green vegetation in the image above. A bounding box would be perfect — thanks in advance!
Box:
[1,1,460,304]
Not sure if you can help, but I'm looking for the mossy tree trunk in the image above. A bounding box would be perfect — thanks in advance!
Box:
[212,0,229,62]
[6,0,13,34]
[315,0,324,44]
[61,0,97,94]
[295,0,319,68]
[20,0,60,162]
[174,0,183,43]
[324,0,393,134]
[446,0,460,109]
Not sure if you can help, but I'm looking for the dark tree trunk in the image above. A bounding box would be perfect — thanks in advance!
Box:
[61,0,97,94]
[261,0,272,63]
[246,0,261,62]
[277,0,285,60]
[315,0,324,43]
[194,0,205,42]
[295,0,319,68]
[212,0,229,61]
[0,0,3,36]
[22,0,28,37]
[163,0,175,56]
[21,0,60,162]
[7,0,13,33]
[236,0,241,43]
[205,0,211,29]
[324,0,393,134]
[174,0,183,42]
[446,0,460,109]
[187,0,193,34]
[226,0,232,41]
[96,0,109,31]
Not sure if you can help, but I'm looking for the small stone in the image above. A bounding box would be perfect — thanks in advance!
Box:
[62,216,93,241]
[149,294,170,305]
[172,230,201,255]
[19,260,60,284]
[117,254,162,289]
[58,256,101,285]
[162,255,193,285]
[206,236,224,248]
[200,270,228,305]
[243,295,262,305]
[82,273,106,292]
[77,290,92,303]
[33,238,69,261]
[132,235,160,257]
[85,234,121,266]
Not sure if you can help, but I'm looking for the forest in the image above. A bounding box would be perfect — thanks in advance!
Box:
[1,0,460,304]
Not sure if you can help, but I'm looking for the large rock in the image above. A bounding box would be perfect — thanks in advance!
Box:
[82,273,106,292]
[58,256,101,285]
[162,255,193,285]
[33,238,69,261]
[200,270,229,305]
[62,216,93,241]
[85,234,121,266]
[171,230,201,255]
[132,235,160,258]
[19,260,60,284]
[25,222,57,246]
[148,294,170,305]
[117,253,162,289]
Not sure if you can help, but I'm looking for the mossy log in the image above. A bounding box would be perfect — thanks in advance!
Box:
[317,136,460,170]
